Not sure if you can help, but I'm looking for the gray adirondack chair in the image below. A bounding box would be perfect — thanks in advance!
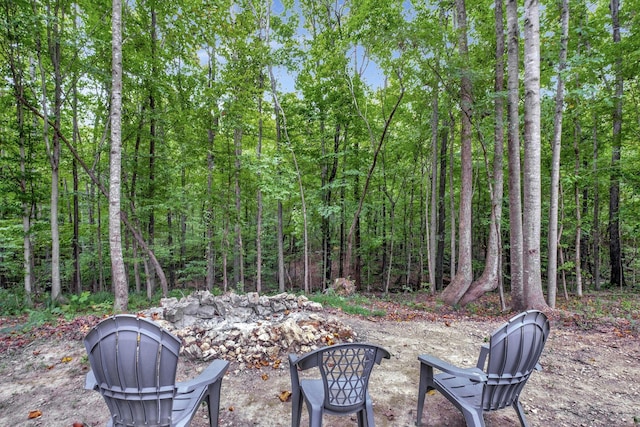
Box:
[416,310,550,427]
[289,342,391,427]
[84,314,229,427]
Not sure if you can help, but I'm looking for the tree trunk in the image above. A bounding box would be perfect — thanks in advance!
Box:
[522,0,547,309]
[234,127,245,290]
[506,0,524,310]
[429,90,438,293]
[206,46,218,291]
[111,0,128,311]
[256,73,264,293]
[592,114,601,290]
[147,5,158,296]
[460,0,505,306]
[609,0,624,288]
[574,123,583,296]
[547,0,569,308]
[441,0,473,306]
[436,125,447,291]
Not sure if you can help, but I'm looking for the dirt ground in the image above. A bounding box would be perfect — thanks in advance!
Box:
[1,307,639,427]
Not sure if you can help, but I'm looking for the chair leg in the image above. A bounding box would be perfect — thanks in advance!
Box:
[308,404,323,427]
[513,400,529,427]
[461,407,485,427]
[207,381,223,427]
[416,362,432,426]
[291,393,303,427]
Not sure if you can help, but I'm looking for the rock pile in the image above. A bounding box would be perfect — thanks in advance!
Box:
[145,291,356,370]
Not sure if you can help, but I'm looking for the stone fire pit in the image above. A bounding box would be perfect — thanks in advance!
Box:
[144,291,356,370]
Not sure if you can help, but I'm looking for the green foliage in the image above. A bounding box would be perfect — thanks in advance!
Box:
[0,288,27,316]
[309,292,386,317]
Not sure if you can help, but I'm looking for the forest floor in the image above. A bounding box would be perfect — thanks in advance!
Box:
[0,292,639,427]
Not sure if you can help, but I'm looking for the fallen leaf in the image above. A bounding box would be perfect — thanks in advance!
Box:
[228,406,234,412]
[261,373,269,381]
[27,410,42,419]
[279,390,292,402]
[427,389,437,395]
[61,356,73,363]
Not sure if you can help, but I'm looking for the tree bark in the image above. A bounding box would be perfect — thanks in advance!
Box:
[441,0,473,306]
[609,0,624,288]
[506,0,524,310]
[522,0,547,309]
[460,0,505,306]
[547,0,569,308]
[111,0,128,311]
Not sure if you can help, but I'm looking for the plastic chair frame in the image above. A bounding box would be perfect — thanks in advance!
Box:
[84,314,229,427]
[289,342,391,427]
[416,310,550,427]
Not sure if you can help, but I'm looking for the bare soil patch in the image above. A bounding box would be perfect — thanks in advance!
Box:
[1,303,639,427]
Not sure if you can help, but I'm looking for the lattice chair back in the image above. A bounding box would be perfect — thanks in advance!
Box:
[84,315,181,426]
[318,344,378,412]
[482,310,550,411]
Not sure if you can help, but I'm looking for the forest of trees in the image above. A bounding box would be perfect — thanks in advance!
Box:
[1,0,639,311]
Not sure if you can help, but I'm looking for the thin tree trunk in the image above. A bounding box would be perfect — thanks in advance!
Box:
[449,115,457,280]
[267,66,310,293]
[256,74,264,293]
[111,0,128,311]
[146,5,158,296]
[234,127,245,290]
[344,75,405,281]
[206,46,218,291]
[429,90,438,293]
[574,123,583,297]
[6,17,34,304]
[547,0,569,308]
[592,114,601,290]
[609,0,624,287]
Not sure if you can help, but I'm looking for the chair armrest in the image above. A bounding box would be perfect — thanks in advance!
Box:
[418,354,487,383]
[176,359,229,393]
[288,353,301,387]
[85,369,98,391]
[476,344,489,370]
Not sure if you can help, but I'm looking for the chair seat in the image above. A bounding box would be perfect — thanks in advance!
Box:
[434,372,484,408]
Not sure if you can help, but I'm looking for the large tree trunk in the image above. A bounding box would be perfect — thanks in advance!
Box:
[522,0,547,309]
[506,0,524,310]
[441,0,473,306]
[547,0,569,308]
[609,0,624,287]
[460,0,505,306]
[111,0,128,311]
